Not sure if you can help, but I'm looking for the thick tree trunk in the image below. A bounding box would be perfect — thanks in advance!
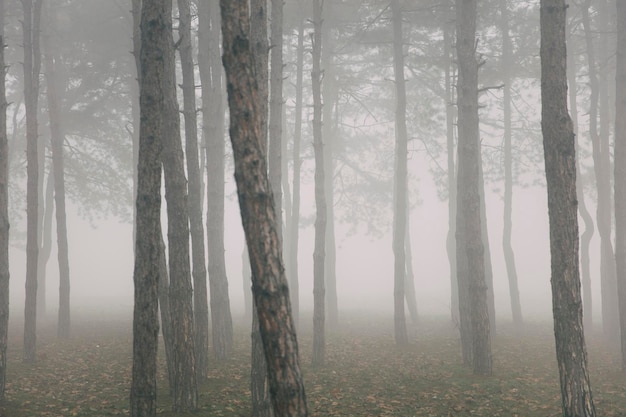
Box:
[198,0,233,363]
[288,19,305,327]
[160,0,197,407]
[540,1,596,415]
[220,1,309,415]
[311,0,327,367]
[500,0,523,328]
[614,0,626,370]
[249,0,273,413]
[130,0,166,414]
[455,0,491,375]
[178,0,209,379]
[391,0,409,346]
[22,0,42,364]
[131,0,141,248]
[43,36,71,339]
[0,0,9,397]
[566,17,594,333]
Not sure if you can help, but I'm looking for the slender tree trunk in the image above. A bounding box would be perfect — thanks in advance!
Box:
[37,173,53,316]
[500,0,523,328]
[220,1,309,414]
[455,0,491,375]
[405,215,418,325]
[443,2,458,324]
[43,33,71,339]
[289,18,305,327]
[540,1,596,415]
[178,0,209,379]
[391,0,409,346]
[22,0,42,364]
[614,0,626,370]
[269,0,283,244]
[249,0,273,414]
[0,0,9,397]
[160,0,197,407]
[158,237,175,396]
[131,0,141,248]
[566,17,594,333]
[311,0,327,367]
[130,0,166,414]
[478,160,495,335]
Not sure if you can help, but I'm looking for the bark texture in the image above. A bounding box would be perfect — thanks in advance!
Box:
[391,0,409,346]
[540,1,596,415]
[220,1,308,414]
[0,0,9,397]
[130,0,165,414]
[311,0,327,367]
[455,0,491,375]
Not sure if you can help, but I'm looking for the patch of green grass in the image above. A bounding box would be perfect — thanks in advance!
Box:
[0,313,624,416]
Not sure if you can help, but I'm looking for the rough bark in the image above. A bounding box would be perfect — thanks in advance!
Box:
[269,0,283,243]
[43,35,71,339]
[178,0,209,379]
[615,0,626,370]
[500,0,523,328]
[455,0,491,375]
[288,18,305,327]
[130,0,166,414]
[391,0,409,346]
[0,0,9,397]
[198,0,233,363]
[220,1,308,414]
[22,0,42,364]
[160,0,197,408]
[540,1,596,415]
[249,0,273,413]
[311,0,327,367]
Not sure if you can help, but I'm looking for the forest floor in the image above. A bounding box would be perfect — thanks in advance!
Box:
[0,310,625,417]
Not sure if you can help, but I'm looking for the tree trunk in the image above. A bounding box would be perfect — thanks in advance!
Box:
[405,215,418,325]
[131,0,141,249]
[500,0,523,328]
[130,0,166,414]
[540,1,596,415]
[198,0,233,363]
[22,0,42,364]
[566,16,594,333]
[311,0,327,367]
[158,236,175,397]
[0,0,9,397]
[249,0,273,413]
[288,18,305,327]
[178,0,209,379]
[37,173,53,317]
[455,0,491,375]
[614,0,626,370]
[269,0,283,244]
[160,0,197,407]
[391,0,409,346]
[43,32,71,339]
[478,159,495,336]
[220,1,309,415]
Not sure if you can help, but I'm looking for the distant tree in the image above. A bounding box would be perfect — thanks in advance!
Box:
[0,0,9,398]
[160,0,197,406]
[391,0,409,346]
[130,0,166,414]
[540,1,596,415]
[455,0,491,375]
[311,0,327,368]
[178,0,209,380]
[615,0,626,371]
[22,0,42,364]
[42,19,71,338]
[220,0,308,414]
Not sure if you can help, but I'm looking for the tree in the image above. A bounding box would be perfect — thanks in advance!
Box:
[311,0,327,368]
[0,0,9,398]
[391,0,409,346]
[614,0,626,370]
[269,0,283,244]
[220,0,308,414]
[540,1,596,415]
[455,0,491,375]
[178,0,210,379]
[160,0,197,406]
[42,10,71,338]
[22,0,42,364]
[130,0,166,413]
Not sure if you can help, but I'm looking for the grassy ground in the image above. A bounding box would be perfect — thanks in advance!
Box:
[0,311,625,416]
